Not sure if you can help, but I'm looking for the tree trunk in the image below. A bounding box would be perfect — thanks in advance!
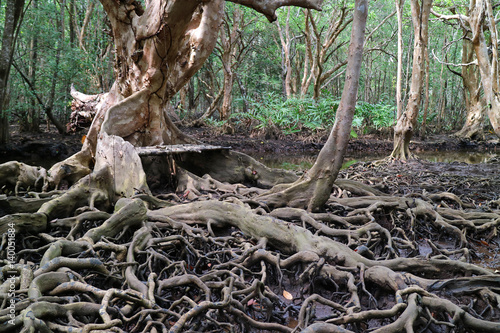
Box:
[25,0,40,133]
[277,8,293,99]
[395,0,405,120]
[0,0,25,144]
[455,30,485,140]
[431,0,499,137]
[220,61,234,120]
[420,50,430,139]
[470,0,500,137]
[236,74,249,113]
[48,0,323,188]
[301,6,351,100]
[391,0,432,160]
[258,0,367,211]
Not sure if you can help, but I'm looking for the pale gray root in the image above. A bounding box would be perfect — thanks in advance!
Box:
[149,201,494,276]
[0,195,54,214]
[0,161,48,194]
[177,150,298,188]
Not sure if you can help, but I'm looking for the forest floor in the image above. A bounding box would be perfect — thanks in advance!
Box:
[1,125,499,204]
[1,124,499,165]
[1,124,500,332]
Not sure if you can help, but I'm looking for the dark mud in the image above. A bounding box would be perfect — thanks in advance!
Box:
[0,126,83,168]
[1,125,499,200]
[1,125,499,166]
[342,158,500,203]
[185,126,500,157]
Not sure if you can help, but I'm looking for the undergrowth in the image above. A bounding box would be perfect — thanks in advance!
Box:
[208,93,397,138]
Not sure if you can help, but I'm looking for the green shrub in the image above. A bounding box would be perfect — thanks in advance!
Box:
[230,94,396,137]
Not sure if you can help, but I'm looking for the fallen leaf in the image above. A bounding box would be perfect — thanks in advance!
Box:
[283,290,293,300]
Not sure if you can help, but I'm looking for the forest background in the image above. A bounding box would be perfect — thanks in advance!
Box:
[0,0,492,145]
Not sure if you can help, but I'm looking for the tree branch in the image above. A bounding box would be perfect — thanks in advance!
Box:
[227,0,323,22]
[431,49,477,67]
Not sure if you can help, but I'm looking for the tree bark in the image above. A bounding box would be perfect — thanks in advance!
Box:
[431,1,500,138]
[420,49,430,139]
[277,8,294,99]
[0,0,25,144]
[395,0,405,120]
[455,29,485,140]
[470,0,500,137]
[47,0,324,188]
[391,0,433,160]
[26,0,40,133]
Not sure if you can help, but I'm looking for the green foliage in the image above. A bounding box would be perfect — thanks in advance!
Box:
[232,93,340,135]
[6,0,113,130]
[232,93,396,137]
[353,102,396,132]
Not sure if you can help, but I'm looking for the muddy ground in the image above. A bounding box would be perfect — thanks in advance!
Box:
[1,125,499,165]
[2,124,499,205]
[1,125,499,201]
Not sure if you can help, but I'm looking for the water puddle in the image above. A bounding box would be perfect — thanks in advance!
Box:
[256,150,499,171]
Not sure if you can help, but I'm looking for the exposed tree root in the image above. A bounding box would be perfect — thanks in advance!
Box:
[1,155,499,332]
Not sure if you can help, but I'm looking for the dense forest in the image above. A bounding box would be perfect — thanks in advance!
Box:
[0,1,499,333]
[0,0,496,142]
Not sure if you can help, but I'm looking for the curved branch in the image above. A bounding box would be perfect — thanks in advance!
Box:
[227,0,323,22]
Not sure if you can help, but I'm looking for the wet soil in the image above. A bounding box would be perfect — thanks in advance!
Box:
[184,126,500,157]
[1,125,499,165]
[2,126,500,330]
[1,125,499,203]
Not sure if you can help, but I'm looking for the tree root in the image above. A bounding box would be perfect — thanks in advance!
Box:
[1,155,499,332]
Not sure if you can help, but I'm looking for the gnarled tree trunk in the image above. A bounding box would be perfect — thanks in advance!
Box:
[49,0,322,189]
[48,0,225,186]
[455,30,485,140]
[391,0,433,160]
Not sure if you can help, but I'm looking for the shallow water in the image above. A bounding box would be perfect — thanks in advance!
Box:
[256,150,499,170]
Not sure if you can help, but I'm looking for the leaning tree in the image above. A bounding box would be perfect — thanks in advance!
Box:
[1,0,500,332]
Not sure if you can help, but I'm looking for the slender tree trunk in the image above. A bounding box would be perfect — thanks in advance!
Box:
[395,0,405,120]
[259,0,367,211]
[364,54,372,102]
[236,74,249,114]
[220,50,234,120]
[300,10,313,96]
[420,50,430,139]
[79,0,95,51]
[26,0,40,133]
[391,0,433,160]
[0,0,25,144]
[277,8,293,99]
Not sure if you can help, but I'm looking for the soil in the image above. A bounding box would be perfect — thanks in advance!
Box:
[1,125,499,204]
[183,126,500,156]
[1,125,499,165]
